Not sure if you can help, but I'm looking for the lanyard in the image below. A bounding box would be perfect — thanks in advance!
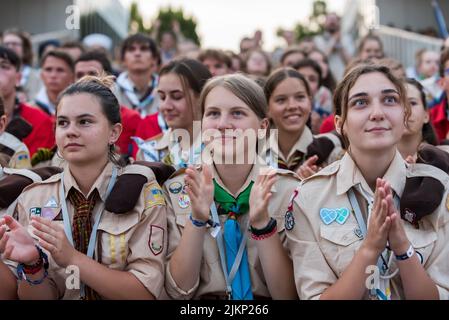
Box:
[59,166,118,297]
[210,202,249,299]
[347,185,400,300]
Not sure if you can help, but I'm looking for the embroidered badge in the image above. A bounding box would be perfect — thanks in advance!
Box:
[168,182,182,194]
[148,225,164,256]
[320,208,337,225]
[404,208,416,224]
[144,181,166,209]
[29,207,41,217]
[285,211,295,230]
[335,208,350,225]
[12,151,30,169]
[44,196,58,208]
[178,194,190,209]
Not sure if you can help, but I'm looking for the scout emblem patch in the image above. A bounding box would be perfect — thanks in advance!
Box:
[168,182,182,194]
[285,211,295,230]
[148,225,164,256]
[13,151,30,169]
[144,181,166,209]
[44,196,58,208]
[285,189,298,231]
[29,207,41,217]
[41,207,60,220]
[178,194,190,209]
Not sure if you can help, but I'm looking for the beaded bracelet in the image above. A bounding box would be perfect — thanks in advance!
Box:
[251,225,278,240]
[17,245,49,285]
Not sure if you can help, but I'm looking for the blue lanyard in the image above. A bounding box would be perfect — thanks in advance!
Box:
[59,166,118,297]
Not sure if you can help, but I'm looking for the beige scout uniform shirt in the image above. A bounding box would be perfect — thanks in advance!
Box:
[163,162,301,299]
[13,162,167,299]
[286,151,449,300]
[267,127,344,171]
[136,130,203,170]
[0,132,31,169]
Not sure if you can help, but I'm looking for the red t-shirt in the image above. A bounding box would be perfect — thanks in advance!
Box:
[319,114,335,134]
[116,106,142,156]
[19,103,55,156]
[132,112,163,158]
[429,95,449,143]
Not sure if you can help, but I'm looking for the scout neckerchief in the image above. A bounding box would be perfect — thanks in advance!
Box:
[348,184,400,300]
[277,150,305,172]
[116,72,158,116]
[210,180,254,300]
[132,136,164,162]
[60,166,118,299]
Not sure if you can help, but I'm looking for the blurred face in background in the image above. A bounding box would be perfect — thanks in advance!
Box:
[2,34,23,61]
[418,51,439,78]
[41,56,74,95]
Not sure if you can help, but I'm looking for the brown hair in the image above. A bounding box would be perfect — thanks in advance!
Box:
[440,48,449,77]
[264,67,312,101]
[57,74,122,165]
[159,58,212,122]
[198,49,232,68]
[40,50,75,72]
[334,64,410,147]
[357,33,384,58]
[3,28,33,66]
[199,73,267,120]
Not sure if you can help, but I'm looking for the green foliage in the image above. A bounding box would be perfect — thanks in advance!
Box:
[277,0,328,42]
[128,2,201,46]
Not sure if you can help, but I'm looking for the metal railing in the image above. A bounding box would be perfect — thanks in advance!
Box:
[375,25,443,68]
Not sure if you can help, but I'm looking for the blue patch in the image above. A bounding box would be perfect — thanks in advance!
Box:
[320,208,337,225]
[335,208,350,224]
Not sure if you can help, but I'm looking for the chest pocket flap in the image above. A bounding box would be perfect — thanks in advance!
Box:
[98,211,140,235]
[320,223,360,247]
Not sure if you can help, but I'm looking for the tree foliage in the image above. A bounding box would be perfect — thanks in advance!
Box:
[128,2,201,46]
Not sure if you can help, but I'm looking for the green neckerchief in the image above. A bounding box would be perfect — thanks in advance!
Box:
[213,180,254,216]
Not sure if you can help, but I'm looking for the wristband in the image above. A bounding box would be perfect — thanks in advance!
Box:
[395,244,414,261]
[251,225,277,240]
[17,245,49,285]
[189,214,219,228]
[250,217,277,236]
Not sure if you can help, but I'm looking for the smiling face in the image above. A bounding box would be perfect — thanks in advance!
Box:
[337,72,405,153]
[56,93,121,166]
[359,39,383,60]
[202,85,267,162]
[158,73,195,130]
[268,77,311,135]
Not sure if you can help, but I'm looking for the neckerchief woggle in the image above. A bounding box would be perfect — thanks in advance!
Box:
[59,166,118,298]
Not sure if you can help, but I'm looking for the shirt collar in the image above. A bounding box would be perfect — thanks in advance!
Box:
[336,150,406,198]
[270,126,313,161]
[63,162,114,201]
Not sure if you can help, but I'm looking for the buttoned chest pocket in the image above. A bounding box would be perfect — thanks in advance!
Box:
[320,223,362,276]
[404,224,437,267]
[175,213,220,265]
[97,212,140,268]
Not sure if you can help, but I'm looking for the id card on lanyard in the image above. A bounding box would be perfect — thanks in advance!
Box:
[59,166,118,298]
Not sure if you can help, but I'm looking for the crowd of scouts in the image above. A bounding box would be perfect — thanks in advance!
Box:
[1,22,449,300]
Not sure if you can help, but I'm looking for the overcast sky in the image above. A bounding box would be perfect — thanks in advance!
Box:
[119,0,347,51]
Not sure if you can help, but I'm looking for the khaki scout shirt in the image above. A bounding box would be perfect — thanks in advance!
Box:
[287,151,449,300]
[136,129,203,169]
[163,162,301,299]
[267,127,344,170]
[12,162,167,299]
[0,132,31,169]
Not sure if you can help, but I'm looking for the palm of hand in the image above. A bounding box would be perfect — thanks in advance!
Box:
[6,227,38,264]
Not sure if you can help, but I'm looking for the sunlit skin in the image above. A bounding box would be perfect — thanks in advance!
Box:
[202,86,268,162]
[56,93,122,167]
[158,73,196,138]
